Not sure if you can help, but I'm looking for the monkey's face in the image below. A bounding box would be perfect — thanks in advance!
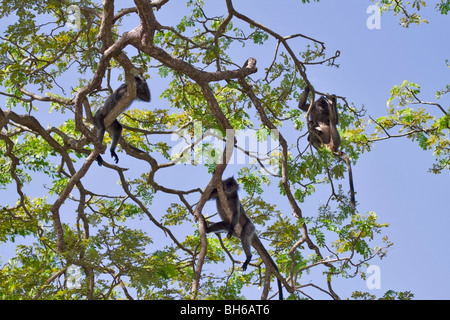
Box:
[134,75,151,102]
[316,96,330,112]
[223,177,238,194]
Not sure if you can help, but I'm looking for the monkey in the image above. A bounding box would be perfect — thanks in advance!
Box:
[202,176,283,300]
[93,74,150,166]
[298,86,356,210]
[206,177,254,271]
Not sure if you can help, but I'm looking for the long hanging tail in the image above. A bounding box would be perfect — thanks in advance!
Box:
[251,237,283,300]
[276,276,283,300]
[341,151,356,210]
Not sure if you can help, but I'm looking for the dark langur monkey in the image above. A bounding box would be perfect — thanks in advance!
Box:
[203,177,283,300]
[298,86,356,210]
[93,75,151,166]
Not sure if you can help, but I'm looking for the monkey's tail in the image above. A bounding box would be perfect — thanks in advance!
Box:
[252,237,284,300]
[341,151,356,210]
[276,278,283,300]
[268,262,283,300]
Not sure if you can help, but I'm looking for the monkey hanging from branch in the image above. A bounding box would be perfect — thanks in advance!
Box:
[93,74,151,166]
[201,176,284,300]
[298,86,356,210]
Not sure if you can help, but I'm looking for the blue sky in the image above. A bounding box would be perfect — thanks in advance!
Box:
[1,0,449,299]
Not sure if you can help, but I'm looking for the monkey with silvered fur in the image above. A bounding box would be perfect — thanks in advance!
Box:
[206,176,255,271]
[93,74,150,166]
[203,176,283,300]
[298,86,356,210]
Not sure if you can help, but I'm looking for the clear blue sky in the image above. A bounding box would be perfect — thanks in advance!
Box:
[0,0,449,299]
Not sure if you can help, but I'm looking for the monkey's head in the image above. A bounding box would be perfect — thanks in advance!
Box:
[315,96,330,112]
[207,176,239,200]
[134,75,151,102]
[223,176,239,194]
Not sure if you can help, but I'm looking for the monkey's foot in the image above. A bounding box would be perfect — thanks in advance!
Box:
[111,151,119,164]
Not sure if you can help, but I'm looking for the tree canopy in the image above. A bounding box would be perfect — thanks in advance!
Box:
[0,0,447,300]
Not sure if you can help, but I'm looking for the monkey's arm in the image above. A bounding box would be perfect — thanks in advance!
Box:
[226,197,242,238]
[328,95,338,124]
[327,95,341,153]
[113,84,128,103]
[208,188,218,200]
[298,86,310,111]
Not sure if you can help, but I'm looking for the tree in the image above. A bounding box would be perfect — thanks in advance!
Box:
[0,0,420,300]
[367,0,450,175]
[371,0,450,26]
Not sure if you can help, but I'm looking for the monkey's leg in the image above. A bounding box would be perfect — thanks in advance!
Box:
[226,202,244,238]
[96,155,104,166]
[205,221,229,234]
[240,222,255,271]
[93,113,106,143]
[109,119,123,164]
[93,113,107,166]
